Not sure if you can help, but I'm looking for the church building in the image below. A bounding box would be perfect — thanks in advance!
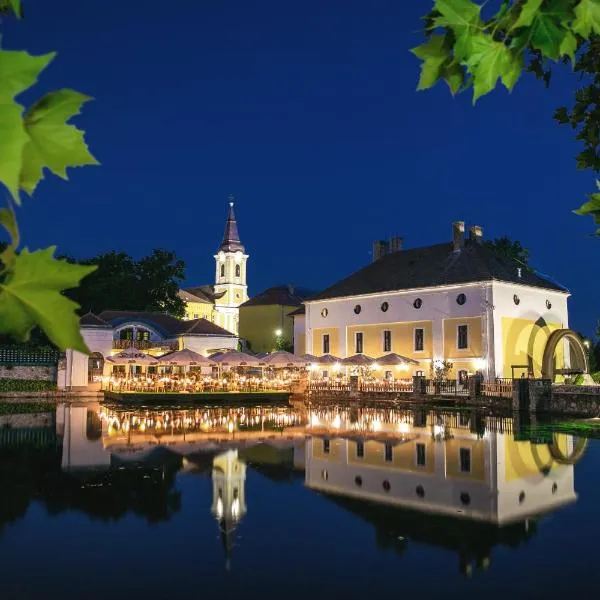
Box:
[179,200,249,334]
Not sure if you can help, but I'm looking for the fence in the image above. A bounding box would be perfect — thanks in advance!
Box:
[425,378,469,396]
[0,346,60,366]
[482,380,513,399]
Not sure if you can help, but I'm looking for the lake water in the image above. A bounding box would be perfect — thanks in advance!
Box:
[0,400,599,599]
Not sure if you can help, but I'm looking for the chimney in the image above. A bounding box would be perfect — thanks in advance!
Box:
[469,225,483,244]
[389,236,403,253]
[372,240,390,262]
[452,221,465,253]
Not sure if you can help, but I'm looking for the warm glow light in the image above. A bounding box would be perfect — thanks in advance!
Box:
[372,419,382,432]
[332,414,341,429]
[473,358,487,370]
[310,414,320,427]
[371,362,380,369]
[228,421,234,433]
[275,329,283,337]
[333,362,341,372]
[309,363,318,371]
[397,422,410,434]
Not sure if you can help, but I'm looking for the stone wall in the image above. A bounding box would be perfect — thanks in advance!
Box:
[548,393,600,416]
[0,365,57,381]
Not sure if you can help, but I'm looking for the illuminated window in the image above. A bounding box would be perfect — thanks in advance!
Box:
[355,332,364,354]
[235,264,241,277]
[384,442,393,462]
[414,328,424,352]
[457,325,468,349]
[459,447,471,473]
[323,334,330,354]
[416,443,426,466]
[383,330,392,352]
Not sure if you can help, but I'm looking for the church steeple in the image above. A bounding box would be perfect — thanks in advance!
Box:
[218,196,245,253]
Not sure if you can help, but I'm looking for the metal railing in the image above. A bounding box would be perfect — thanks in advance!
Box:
[482,381,513,398]
[112,339,178,351]
[0,346,60,365]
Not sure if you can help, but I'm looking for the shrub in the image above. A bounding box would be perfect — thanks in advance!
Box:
[0,379,56,392]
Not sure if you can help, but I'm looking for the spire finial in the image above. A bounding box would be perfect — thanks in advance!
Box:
[228,193,234,208]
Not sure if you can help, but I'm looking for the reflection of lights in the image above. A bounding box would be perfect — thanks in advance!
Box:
[372,419,382,432]
[310,414,320,427]
[332,414,341,429]
[232,498,240,518]
[398,422,410,434]
[216,498,223,519]
[433,425,444,436]
[228,421,234,433]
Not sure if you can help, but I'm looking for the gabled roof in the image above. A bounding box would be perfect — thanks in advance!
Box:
[241,285,310,308]
[98,311,236,338]
[218,202,245,253]
[308,240,567,302]
[80,312,112,329]
[182,285,225,303]
[288,306,306,317]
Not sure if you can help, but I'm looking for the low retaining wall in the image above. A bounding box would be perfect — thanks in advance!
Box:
[0,365,57,381]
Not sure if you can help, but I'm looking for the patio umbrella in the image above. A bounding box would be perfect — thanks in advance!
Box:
[263,351,309,368]
[341,354,376,367]
[109,347,159,365]
[158,348,214,366]
[314,354,342,365]
[375,353,419,366]
[300,353,318,362]
[213,350,262,367]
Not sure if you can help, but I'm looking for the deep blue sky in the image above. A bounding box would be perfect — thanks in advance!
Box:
[4,0,598,334]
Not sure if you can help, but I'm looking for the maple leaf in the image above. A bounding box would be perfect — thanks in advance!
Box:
[572,0,600,38]
[441,61,464,95]
[411,35,451,90]
[20,89,99,195]
[529,0,573,60]
[433,0,482,31]
[511,0,544,30]
[559,31,578,63]
[0,50,55,202]
[0,205,19,269]
[0,247,96,352]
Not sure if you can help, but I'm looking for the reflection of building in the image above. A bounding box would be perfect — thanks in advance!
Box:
[299,222,571,380]
[180,201,249,334]
[211,450,247,570]
[304,411,578,573]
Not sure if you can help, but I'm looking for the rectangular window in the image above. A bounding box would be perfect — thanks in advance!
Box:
[356,441,364,458]
[356,332,364,354]
[323,334,330,354]
[323,439,330,454]
[414,328,424,352]
[416,443,426,467]
[459,447,471,473]
[383,330,392,352]
[457,325,469,350]
[384,442,393,462]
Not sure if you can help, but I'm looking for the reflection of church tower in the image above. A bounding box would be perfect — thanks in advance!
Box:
[211,449,247,570]
[213,198,249,334]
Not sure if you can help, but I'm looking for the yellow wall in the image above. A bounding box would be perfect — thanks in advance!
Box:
[238,304,298,353]
[184,301,214,321]
[313,327,340,356]
[347,438,435,474]
[501,317,564,379]
[443,317,482,359]
[504,434,570,481]
[346,321,433,359]
[444,438,485,481]
[311,437,343,462]
[296,332,306,356]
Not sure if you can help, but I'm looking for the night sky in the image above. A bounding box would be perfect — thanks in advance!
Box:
[4,0,599,334]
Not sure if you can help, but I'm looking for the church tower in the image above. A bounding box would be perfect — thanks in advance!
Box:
[213,198,249,334]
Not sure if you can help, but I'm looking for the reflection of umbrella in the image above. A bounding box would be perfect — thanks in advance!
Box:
[108,347,159,365]
[375,353,419,366]
[213,351,262,366]
[341,354,375,366]
[314,354,342,365]
[158,349,214,366]
[263,351,308,368]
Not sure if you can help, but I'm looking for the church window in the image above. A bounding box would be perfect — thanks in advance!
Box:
[220,264,225,277]
[457,325,468,349]
[383,330,392,352]
[355,332,364,354]
[235,264,241,277]
[414,328,424,352]
[322,334,330,354]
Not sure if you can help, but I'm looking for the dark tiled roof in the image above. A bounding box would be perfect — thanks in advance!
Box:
[182,285,225,303]
[241,286,313,308]
[288,306,306,317]
[218,202,245,253]
[80,312,112,328]
[309,241,567,301]
[178,288,213,304]
[98,311,236,338]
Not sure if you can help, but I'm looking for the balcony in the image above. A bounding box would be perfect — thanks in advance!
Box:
[112,339,178,352]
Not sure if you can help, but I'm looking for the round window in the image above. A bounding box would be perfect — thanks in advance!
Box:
[413,298,423,309]
[321,308,328,318]
[546,299,552,310]
[354,475,363,487]
[460,492,471,506]
[513,294,520,306]
[382,480,391,493]
[416,485,425,498]
[381,301,389,312]
[354,304,362,315]
[457,293,466,305]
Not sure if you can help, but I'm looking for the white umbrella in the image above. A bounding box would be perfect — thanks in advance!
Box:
[315,354,342,365]
[375,353,419,366]
[158,348,214,366]
[213,350,262,366]
[263,351,309,368]
[109,347,159,365]
[341,354,376,367]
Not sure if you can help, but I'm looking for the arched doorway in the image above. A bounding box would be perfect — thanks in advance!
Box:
[88,352,105,383]
[541,329,589,382]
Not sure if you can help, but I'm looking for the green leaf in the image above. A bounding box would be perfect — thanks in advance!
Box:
[411,35,450,91]
[0,205,19,270]
[0,50,55,202]
[502,52,523,92]
[0,0,21,17]
[433,0,482,31]
[529,0,573,60]
[0,247,96,352]
[20,89,99,195]
[559,30,578,63]
[512,0,544,30]
[572,0,600,37]
[441,61,464,94]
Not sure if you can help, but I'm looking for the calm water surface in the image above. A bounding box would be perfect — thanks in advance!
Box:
[1,400,599,599]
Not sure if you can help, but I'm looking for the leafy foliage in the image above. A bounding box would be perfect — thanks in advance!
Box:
[413,0,600,232]
[0,4,98,351]
[485,236,530,265]
[65,249,186,318]
[0,379,56,392]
